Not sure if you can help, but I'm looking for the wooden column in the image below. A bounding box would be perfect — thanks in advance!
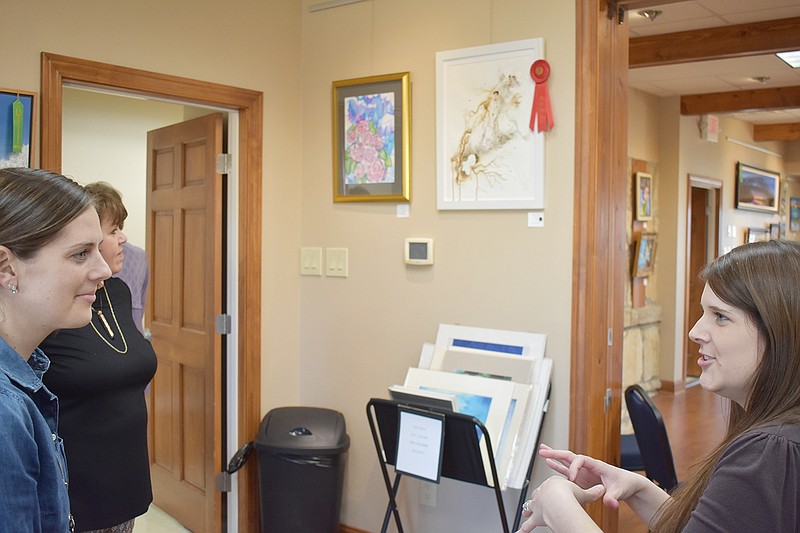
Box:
[572,1,629,530]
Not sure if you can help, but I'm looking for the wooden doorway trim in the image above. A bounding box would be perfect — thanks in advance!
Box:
[572,1,628,529]
[683,175,721,386]
[39,52,263,532]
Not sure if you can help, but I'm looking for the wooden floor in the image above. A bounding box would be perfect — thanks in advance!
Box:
[617,384,727,532]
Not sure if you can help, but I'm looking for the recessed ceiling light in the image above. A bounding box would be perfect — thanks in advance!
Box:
[638,9,662,21]
[777,51,800,68]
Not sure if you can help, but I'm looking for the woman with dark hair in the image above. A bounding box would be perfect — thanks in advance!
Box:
[0,168,111,532]
[42,182,157,533]
[517,240,800,532]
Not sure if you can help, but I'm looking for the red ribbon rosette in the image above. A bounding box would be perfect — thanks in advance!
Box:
[530,59,554,133]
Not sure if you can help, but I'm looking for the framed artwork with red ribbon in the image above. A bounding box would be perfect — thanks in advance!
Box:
[0,88,36,169]
[435,38,549,210]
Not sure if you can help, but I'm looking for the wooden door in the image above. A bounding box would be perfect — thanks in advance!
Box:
[685,187,708,378]
[146,113,223,533]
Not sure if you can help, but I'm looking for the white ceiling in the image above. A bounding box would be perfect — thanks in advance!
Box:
[627,0,800,124]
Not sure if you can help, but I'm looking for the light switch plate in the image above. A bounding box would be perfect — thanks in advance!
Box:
[326,248,349,277]
[300,247,322,276]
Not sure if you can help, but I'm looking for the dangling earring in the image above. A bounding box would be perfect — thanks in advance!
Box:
[8,284,17,294]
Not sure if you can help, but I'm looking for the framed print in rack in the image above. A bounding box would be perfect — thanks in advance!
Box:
[0,89,36,169]
[436,38,545,210]
[332,72,410,203]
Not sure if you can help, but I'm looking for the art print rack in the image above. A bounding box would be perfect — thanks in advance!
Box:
[366,385,550,533]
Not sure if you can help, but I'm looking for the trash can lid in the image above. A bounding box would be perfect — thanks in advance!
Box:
[255,406,350,455]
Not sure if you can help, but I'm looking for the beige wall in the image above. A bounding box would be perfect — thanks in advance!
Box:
[300,1,575,529]
[62,87,189,247]
[2,0,577,531]
[628,90,789,387]
[0,0,305,408]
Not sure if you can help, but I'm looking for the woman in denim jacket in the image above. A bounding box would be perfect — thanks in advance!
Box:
[0,168,111,532]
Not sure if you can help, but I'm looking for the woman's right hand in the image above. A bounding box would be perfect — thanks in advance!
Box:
[538,443,646,509]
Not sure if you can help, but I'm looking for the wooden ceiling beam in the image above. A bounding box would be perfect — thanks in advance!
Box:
[617,0,684,10]
[681,86,800,115]
[630,16,800,67]
[753,122,800,142]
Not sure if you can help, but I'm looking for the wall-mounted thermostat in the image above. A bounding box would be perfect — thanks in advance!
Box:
[405,238,434,265]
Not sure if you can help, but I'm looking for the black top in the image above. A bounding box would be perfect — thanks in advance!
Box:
[41,277,158,531]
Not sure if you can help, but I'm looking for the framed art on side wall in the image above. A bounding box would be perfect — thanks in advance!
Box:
[735,162,779,213]
[332,72,410,202]
[632,233,657,278]
[635,171,653,221]
[0,88,36,169]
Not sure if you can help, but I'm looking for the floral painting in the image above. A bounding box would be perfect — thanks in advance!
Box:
[332,73,410,202]
[343,92,395,185]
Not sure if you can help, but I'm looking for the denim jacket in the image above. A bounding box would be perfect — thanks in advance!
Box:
[0,337,71,532]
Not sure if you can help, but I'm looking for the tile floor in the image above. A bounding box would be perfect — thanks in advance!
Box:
[133,505,191,532]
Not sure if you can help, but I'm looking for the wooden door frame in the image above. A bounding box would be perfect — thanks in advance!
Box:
[683,176,721,384]
[572,1,628,529]
[39,52,262,532]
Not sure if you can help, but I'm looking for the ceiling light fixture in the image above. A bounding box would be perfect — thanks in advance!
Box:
[776,51,800,68]
[638,9,662,21]
[751,76,770,84]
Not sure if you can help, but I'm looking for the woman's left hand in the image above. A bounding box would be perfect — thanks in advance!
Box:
[517,476,605,533]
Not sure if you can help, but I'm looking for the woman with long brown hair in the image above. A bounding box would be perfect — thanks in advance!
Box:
[517,240,800,532]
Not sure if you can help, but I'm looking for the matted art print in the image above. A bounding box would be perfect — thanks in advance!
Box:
[332,72,410,202]
[403,367,515,485]
[0,89,36,169]
[436,38,545,210]
[735,162,779,213]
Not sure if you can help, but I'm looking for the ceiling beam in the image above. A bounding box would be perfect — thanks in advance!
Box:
[681,86,800,115]
[630,16,800,67]
[753,122,800,142]
[617,0,684,9]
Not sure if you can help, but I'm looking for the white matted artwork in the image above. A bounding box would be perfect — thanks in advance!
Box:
[403,367,515,485]
[434,323,547,360]
[436,38,546,210]
[494,382,531,489]
[432,347,536,383]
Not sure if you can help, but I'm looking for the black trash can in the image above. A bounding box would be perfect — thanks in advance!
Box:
[255,406,350,533]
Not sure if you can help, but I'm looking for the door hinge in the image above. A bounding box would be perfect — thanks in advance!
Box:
[215,314,231,335]
[216,153,232,174]
[603,388,612,413]
[607,328,613,347]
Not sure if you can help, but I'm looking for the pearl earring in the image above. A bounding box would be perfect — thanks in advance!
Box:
[8,284,17,294]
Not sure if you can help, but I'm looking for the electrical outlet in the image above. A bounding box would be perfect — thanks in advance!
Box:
[419,481,437,507]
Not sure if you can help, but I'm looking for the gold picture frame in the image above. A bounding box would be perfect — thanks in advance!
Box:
[635,171,653,221]
[633,232,657,277]
[332,72,410,202]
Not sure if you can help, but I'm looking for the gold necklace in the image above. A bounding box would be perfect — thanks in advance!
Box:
[90,285,128,355]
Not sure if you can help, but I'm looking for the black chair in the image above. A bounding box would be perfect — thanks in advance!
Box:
[620,433,644,471]
[624,384,679,492]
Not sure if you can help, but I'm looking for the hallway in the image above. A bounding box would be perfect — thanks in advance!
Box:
[618,384,727,531]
